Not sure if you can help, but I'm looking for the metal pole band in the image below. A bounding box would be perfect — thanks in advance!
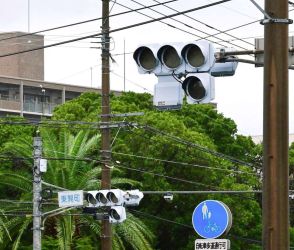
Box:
[260,18,293,25]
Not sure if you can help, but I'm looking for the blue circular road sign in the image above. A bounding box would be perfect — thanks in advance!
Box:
[192,200,232,239]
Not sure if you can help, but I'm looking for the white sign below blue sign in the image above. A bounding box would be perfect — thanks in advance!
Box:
[192,200,232,239]
[195,239,230,250]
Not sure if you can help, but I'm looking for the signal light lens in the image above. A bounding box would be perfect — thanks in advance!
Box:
[106,191,119,203]
[182,44,205,68]
[86,193,97,205]
[183,76,206,101]
[159,45,181,69]
[96,192,108,204]
[137,47,157,71]
[109,208,121,220]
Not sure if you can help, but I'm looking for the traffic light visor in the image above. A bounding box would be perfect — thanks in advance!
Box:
[106,191,119,203]
[96,192,108,204]
[133,46,157,71]
[109,208,121,220]
[158,45,181,69]
[183,76,206,101]
[182,44,205,68]
[86,193,97,205]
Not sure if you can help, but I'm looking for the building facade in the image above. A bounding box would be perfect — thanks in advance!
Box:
[0,32,118,118]
[0,75,103,118]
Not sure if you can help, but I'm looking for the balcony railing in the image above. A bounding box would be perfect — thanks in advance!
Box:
[0,95,21,111]
[0,95,59,115]
[23,101,58,114]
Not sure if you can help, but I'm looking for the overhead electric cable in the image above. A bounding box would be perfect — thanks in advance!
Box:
[151,0,254,47]
[111,151,259,176]
[0,0,232,58]
[129,209,265,246]
[125,0,248,50]
[114,0,241,49]
[142,125,255,167]
[0,0,179,43]
[110,71,153,93]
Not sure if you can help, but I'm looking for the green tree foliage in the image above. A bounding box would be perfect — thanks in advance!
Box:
[1,91,293,249]
[52,92,265,249]
[0,128,154,249]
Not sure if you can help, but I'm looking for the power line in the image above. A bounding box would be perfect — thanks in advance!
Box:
[0,0,179,43]
[152,0,252,47]
[129,208,193,229]
[141,124,256,168]
[111,151,259,176]
[0,118,260,168]
[0,0,232,58]
[128,209,264,246]
[0,153,251,191]
[115,0,242,49]
[110,71,153,93]
[126,0,249,50]
[142,190,262,194]
[112,160,231,190]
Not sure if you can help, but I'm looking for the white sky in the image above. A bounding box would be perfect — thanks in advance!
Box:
[0,0,293,136]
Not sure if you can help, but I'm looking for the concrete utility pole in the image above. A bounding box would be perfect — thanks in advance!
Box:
[100,0,112,249]
[33,137,42,250]
[262,0,289,249]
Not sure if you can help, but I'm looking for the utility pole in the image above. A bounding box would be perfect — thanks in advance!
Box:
[263,0,289,249]
[100,0,112,250]
[33,136,42,250]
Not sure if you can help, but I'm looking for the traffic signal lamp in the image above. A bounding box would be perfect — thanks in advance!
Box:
[182,73,215,104]
[84,189,144,207]
[109,206,126,223]
[133,44,161,75]
[181,41,215,72]
[133,40,220,109]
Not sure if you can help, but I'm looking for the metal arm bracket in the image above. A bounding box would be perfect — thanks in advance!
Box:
[249,0,293,25]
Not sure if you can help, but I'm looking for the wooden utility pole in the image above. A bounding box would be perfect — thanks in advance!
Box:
[262,0,289,249]
[100,0,112,250]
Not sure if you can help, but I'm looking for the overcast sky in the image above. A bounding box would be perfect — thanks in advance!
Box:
[0,0,293,136]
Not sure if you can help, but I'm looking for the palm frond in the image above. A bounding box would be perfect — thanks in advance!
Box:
[56,215,75,250]
[0,172,31,192]
[12,217,31,250]
[0,209,12,243]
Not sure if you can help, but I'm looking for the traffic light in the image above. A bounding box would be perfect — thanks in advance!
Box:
[84,189,144,207]
[133,44,162,75]
[133,40,219,109]
[182,73,215,104]
[109,206,127,223]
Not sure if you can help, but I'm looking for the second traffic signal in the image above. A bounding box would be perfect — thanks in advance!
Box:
[85,189,144,207]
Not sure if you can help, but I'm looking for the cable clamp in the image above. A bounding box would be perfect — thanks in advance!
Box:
[260,18,293,25]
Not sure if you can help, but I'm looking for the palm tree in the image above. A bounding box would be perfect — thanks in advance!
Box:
[0,128,154,249]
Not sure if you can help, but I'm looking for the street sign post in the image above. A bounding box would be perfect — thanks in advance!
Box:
[58,190,84,207]
[195,239,230,250]
[192,200,232,239]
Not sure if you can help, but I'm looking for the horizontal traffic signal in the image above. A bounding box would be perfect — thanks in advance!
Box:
[84,189,144,207]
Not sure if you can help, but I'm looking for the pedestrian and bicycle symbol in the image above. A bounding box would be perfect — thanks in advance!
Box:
[192,200,232,239]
